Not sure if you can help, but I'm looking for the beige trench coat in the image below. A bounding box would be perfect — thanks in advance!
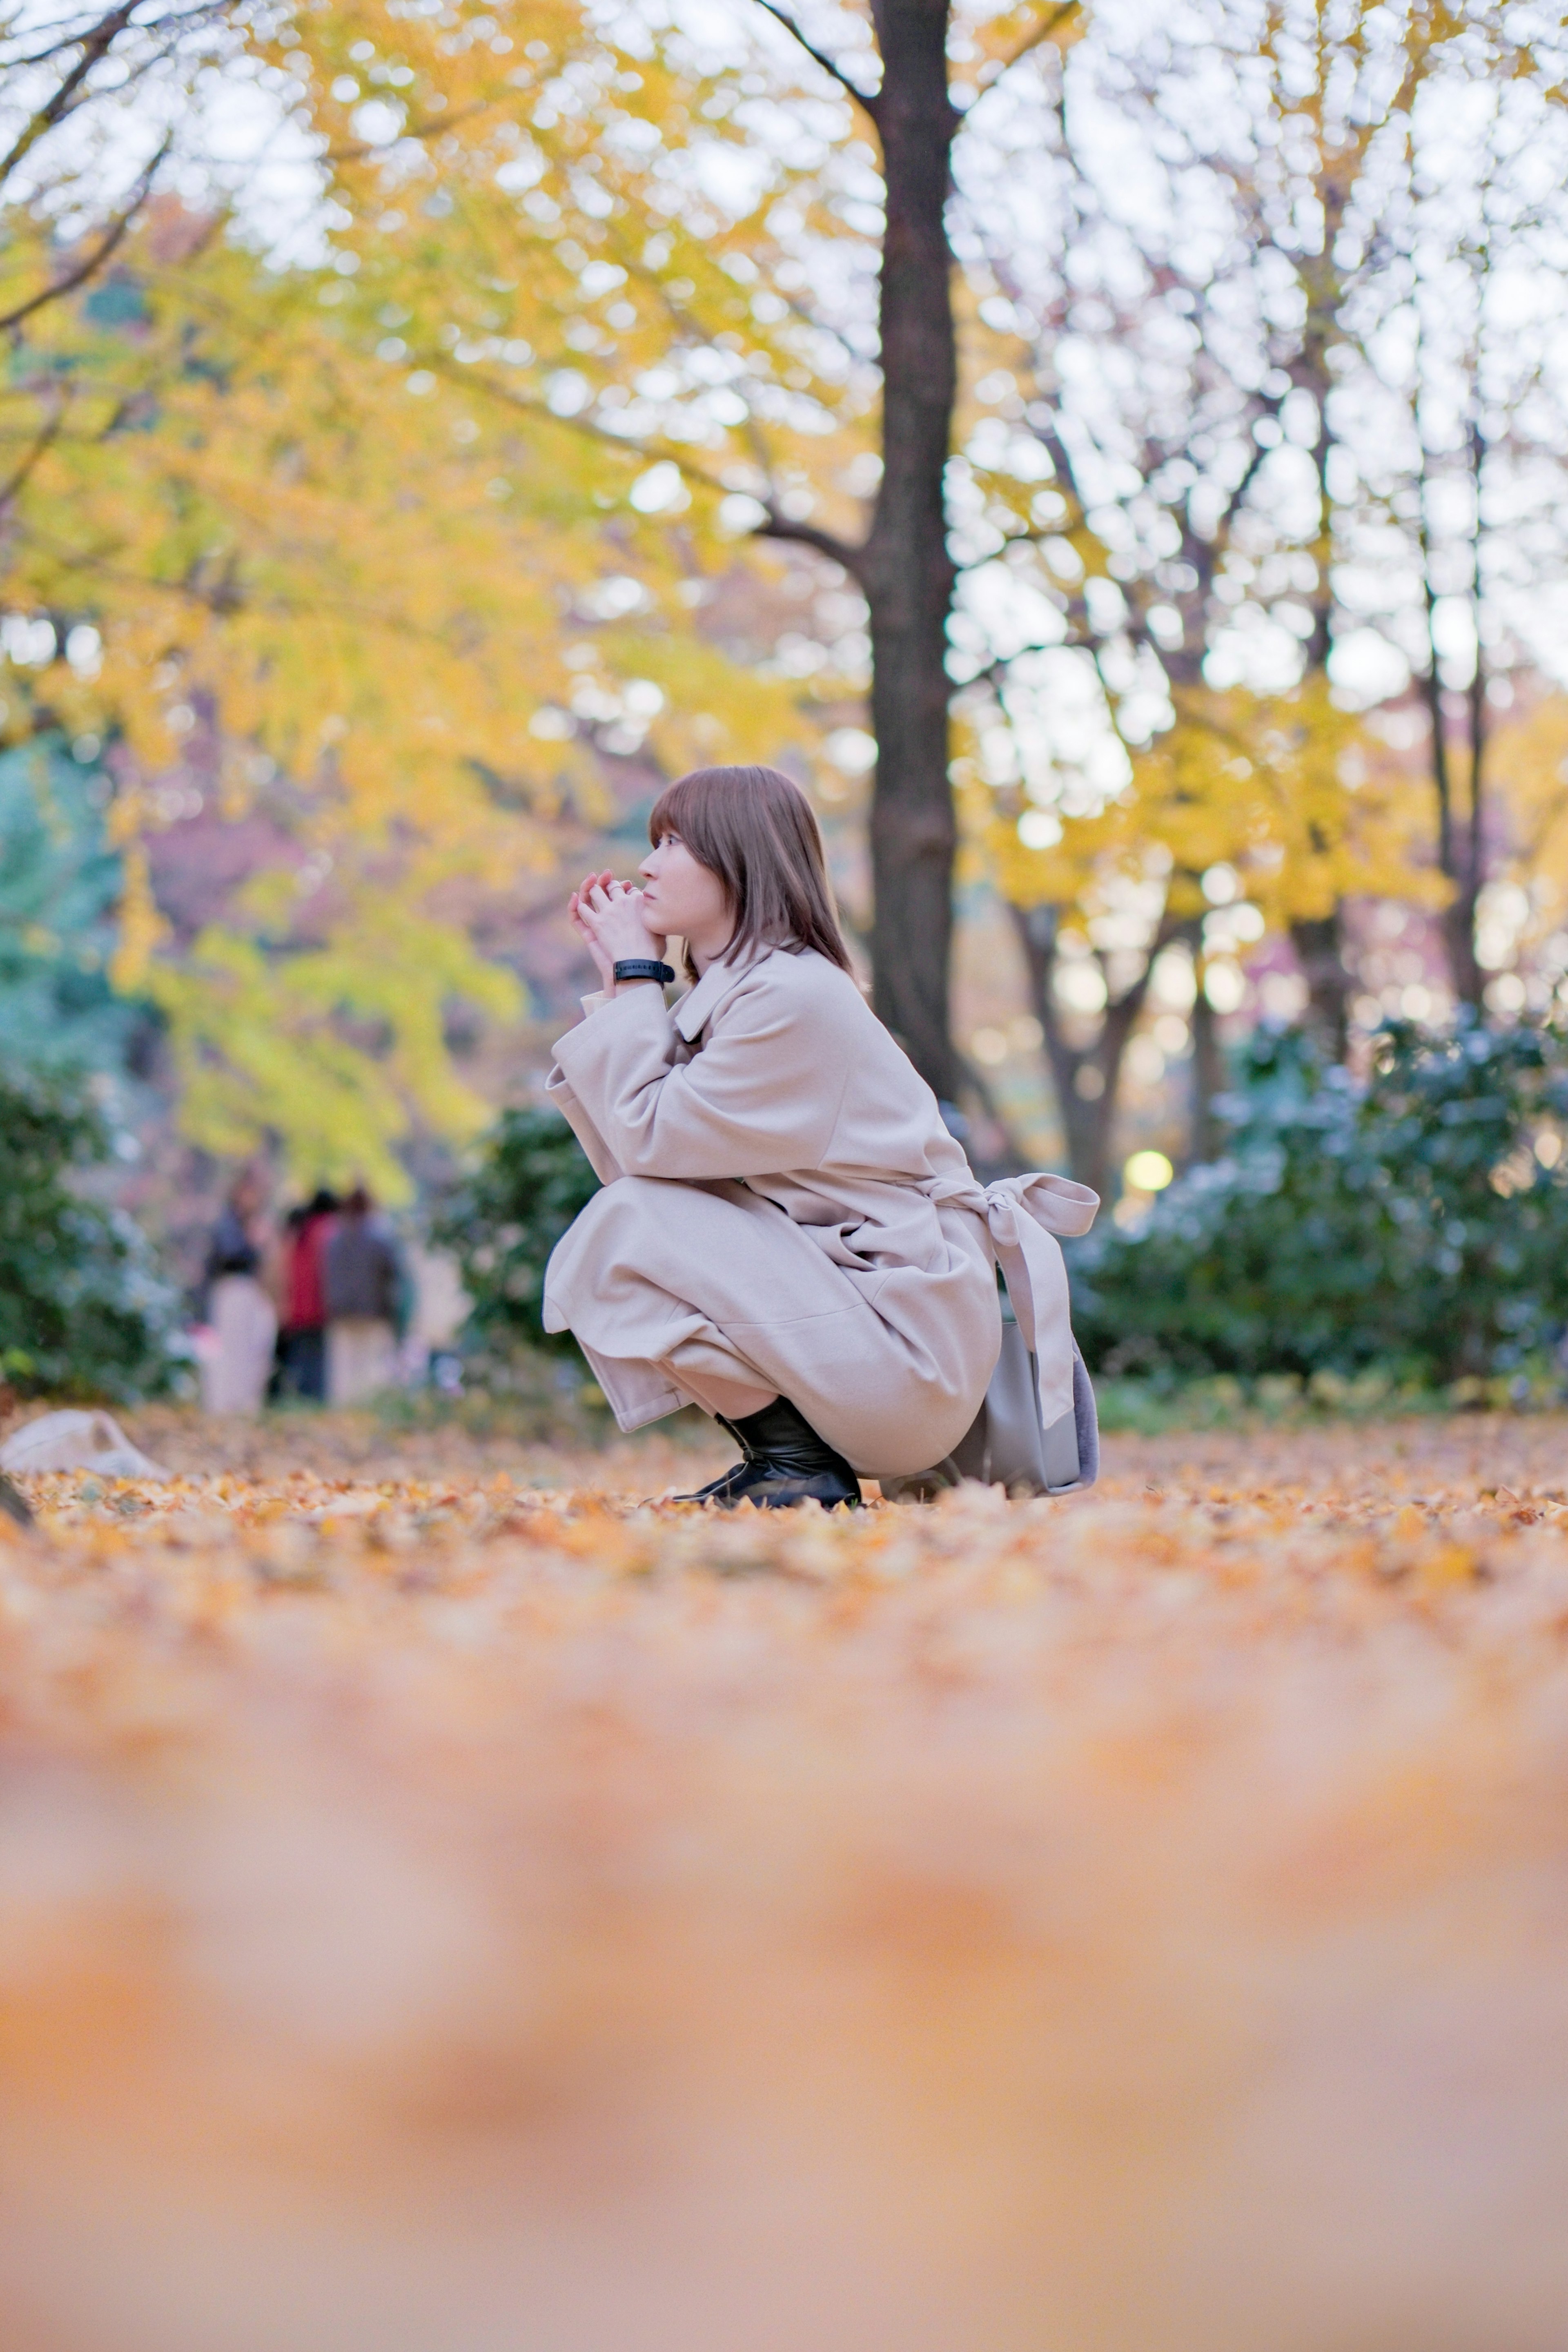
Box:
[543,947,1098,1478]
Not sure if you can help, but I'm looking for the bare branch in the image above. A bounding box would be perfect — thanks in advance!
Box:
[955,528,1043,575]
[737,411,873,575]
[319,99,491,164]
[773,283,866,370]
[0,384,71,513]
[981,0,1081,94]
[0,1,137,189]
[753,504,864,577]
[0,131,172,332]
[749,0,882,130]
[3,0,221,72]
[428,357,749,513]
[19,519,470,644]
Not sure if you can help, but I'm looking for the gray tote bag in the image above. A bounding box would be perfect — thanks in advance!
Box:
[880,1290,1099,1503]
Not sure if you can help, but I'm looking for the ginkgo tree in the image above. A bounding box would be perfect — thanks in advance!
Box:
[6,0,1552,1210]
[272,0,1089,1102]
[0,206,598,1193]
[0,10,813,1191]
[976,674,1434,1193]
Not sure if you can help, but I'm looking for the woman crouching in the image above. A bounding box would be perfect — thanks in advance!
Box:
[543,763,1098,1507]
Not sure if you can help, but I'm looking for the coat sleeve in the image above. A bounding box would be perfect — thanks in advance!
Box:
[548,972,845,1182]
[544,992,629,1183]
[544,1069,628,1185]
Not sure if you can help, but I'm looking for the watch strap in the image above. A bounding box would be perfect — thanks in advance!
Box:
[612,958,675,985]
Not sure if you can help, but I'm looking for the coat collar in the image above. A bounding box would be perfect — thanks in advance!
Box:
[673,945,783,1041]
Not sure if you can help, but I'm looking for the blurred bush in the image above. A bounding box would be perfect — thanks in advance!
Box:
[1072,1015,1568,1389]
[0,738,154,1079]
[431,1105,600,1368]
[0,1061,180,1400]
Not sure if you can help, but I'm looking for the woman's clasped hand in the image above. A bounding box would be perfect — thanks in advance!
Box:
[568,869,666,992]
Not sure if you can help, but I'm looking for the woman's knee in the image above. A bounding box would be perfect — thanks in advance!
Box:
[548,1175,702,1296]
[562,1175,666,1247]
[595,1175,688,1217]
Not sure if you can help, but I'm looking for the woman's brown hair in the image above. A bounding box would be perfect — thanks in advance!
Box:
[647,764,853,979]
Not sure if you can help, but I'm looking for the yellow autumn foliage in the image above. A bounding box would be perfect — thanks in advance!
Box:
[146,888,521,1201]
[0,0,852,1188]
[1486,696,1568,957]
[983,677,1441,947]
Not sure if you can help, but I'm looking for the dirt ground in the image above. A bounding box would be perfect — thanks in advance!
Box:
[0,1405,1565,2352]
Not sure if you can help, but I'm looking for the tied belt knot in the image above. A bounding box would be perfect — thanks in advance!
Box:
[923,1171,1100,1427]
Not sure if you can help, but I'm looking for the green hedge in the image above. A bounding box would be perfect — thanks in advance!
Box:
[435,1023,1568,1403]
[0,1060,180,1399]
[431,1104,599,1367]
[1070,1016,1568,1388]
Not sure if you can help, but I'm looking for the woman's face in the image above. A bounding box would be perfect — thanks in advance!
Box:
[639,832,733,952]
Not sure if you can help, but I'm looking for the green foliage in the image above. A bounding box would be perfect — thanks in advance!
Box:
[1071,1016,1568,1387]
[0,738,150,1078]
[431,1106,600,1365]
[0,1061,180,1400]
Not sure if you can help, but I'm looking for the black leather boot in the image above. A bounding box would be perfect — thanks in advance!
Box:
[675,1397,860,1509]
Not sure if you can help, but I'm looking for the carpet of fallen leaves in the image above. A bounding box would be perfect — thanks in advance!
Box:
[2,1405,1568,2352]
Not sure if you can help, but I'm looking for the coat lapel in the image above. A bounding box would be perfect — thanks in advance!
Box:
[673,948,778,1043]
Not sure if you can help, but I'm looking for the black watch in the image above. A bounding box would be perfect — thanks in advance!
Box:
[612,958,675,985]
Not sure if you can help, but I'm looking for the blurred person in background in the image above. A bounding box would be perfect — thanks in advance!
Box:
[323,1186,403,1407]
[200,1168,276,1416]
[276,1188,338,1402]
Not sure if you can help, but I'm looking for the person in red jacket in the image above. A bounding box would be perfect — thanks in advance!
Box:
[277,1188,338,1401]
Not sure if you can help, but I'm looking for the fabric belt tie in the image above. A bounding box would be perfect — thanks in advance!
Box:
[924,1171,1100,1427]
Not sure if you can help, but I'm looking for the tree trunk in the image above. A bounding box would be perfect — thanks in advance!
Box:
[859,0,962,1099]
[1189,984,1226,1162]
[1291,912,1352,1060]
[1009,902,1160,1200]
[757,1,962,1097]
[1283,219,1357,1057]
[1418,665,1484,1008]
[1184,928,1226,1161]
[1443,893,1483,1008]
